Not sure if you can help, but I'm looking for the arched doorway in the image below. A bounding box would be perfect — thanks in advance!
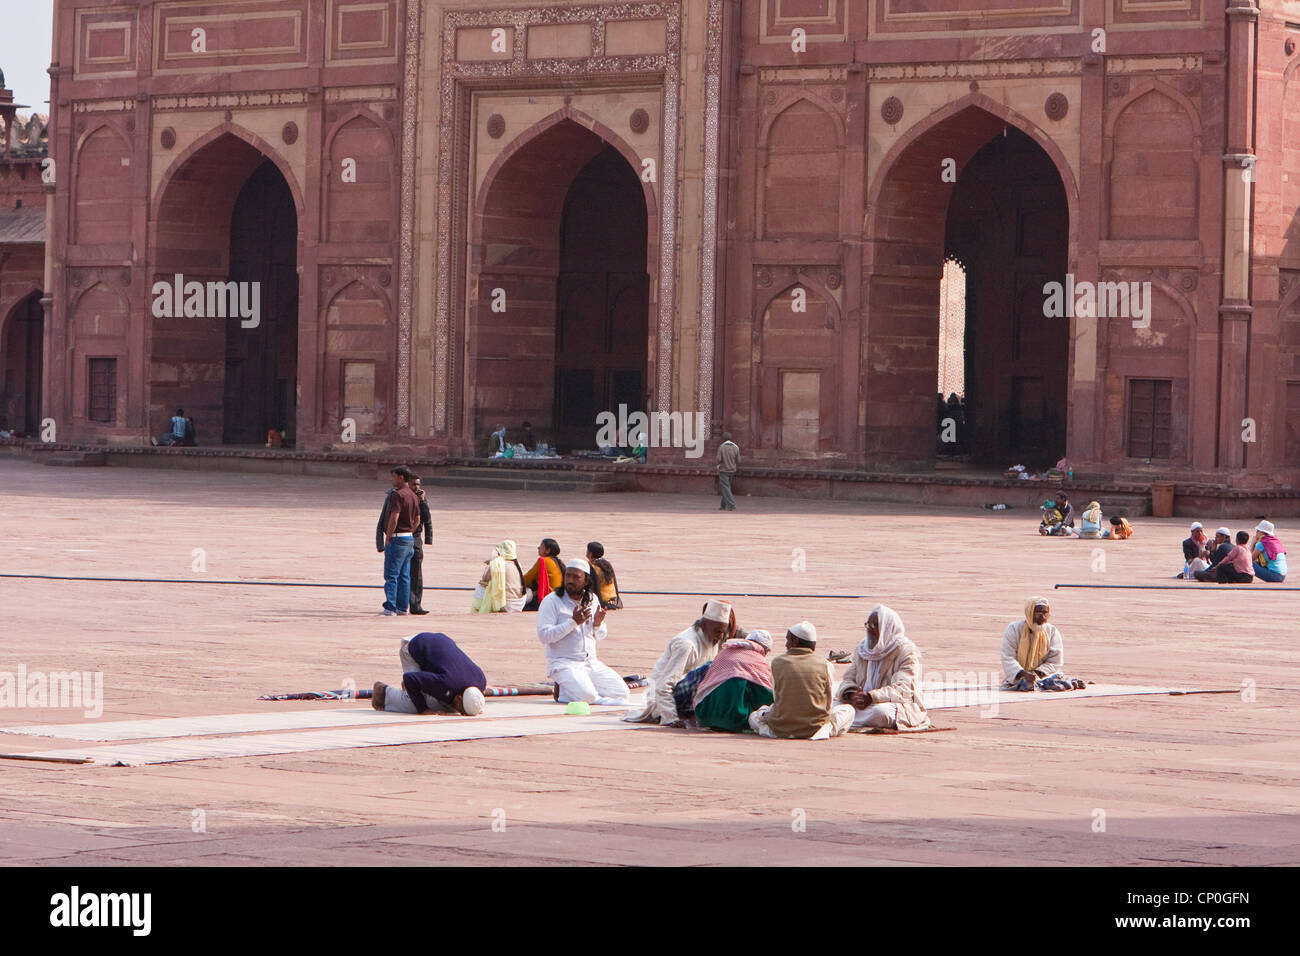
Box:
[946,127,1068,465]
[0,289,43,436]
[866,104,1074,469]
[150,132,300,446]
[468,118,651,453]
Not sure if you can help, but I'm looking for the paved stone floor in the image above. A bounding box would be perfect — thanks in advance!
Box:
[0,458,1296,866]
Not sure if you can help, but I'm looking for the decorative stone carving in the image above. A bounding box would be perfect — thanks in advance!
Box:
[281,122,298,144]
[881,96,904,125]
[1045,92,1068,121]
[160,127,176,149]
[486,113,505,138]
[629,108,650,133]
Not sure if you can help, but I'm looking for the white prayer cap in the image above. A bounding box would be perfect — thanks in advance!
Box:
[1216,527,1231,537]
[566,558,591,575]
[788,620,817,644]
[461,687,485,716]
[1256,520,1275,536]
[702,599,733,623]
[1189,522,1203,532]
[745,629,773,653]
[1034,597,1050,608]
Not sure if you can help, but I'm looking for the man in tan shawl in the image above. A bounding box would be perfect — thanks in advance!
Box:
[471,540,527,613]
[1001,596,1083,691]
[623,600,736,727]
[836,604,930,731]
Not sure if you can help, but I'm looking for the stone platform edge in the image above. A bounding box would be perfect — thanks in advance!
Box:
[3,439,1298,516]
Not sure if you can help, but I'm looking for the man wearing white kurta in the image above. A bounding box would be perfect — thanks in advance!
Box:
[537,558,629,706]
[836,604,930,731]
[623,599,734,726]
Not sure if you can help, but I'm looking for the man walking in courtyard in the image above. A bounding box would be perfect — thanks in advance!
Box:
[717,432,740,511]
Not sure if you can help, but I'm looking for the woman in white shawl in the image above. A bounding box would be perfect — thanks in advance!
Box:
[471,540,527,613]
[836,604,930,731]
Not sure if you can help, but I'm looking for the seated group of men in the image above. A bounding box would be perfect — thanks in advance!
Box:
[372,557,1088,741]
[470,538,622,614]
[1180,520,1288,583]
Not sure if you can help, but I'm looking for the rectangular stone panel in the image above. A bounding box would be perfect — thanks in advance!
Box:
[604,19,667,55]
[456,26,515,62]
[1111,0,1200,27]
[327,0,399,64]
[74,7,137,78]
[760,0,848,42]
[154,0,308,74]
[871,0,1079,35]
[527,24,591,60]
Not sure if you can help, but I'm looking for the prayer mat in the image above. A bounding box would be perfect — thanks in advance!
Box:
[15,713,649,767]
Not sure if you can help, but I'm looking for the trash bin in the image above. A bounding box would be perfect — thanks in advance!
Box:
[1150,481,1175,518]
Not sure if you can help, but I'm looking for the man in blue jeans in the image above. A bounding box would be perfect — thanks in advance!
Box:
[378,466,421,615]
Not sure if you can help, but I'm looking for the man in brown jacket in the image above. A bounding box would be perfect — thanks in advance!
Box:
[748,621,854,739]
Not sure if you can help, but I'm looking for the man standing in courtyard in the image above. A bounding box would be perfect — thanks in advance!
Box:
[407,474,433,615]
[717,432,740,511]
[377,466,420,616]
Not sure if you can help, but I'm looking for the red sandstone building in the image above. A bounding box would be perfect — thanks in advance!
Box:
[3,0,1299,492]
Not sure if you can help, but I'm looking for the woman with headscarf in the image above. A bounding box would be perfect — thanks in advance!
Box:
[836,605,930,731]
[522,538,564,611]
[1000,596,1085,691]
[1251,520,1288,583]
[471,540,527,613]
[1076,501,1103,538]
[692,629,776,733]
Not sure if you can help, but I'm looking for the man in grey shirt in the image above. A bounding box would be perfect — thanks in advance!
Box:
[716,433,740,511]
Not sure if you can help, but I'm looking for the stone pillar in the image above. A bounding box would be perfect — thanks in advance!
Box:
[1218,0,1258,469]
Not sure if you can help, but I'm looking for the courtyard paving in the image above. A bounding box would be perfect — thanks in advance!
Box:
[0,458,1296,866]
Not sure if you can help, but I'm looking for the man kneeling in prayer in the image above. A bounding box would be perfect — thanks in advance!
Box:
[624,599,736,727]
[373,632,487,715]
[836,605,930,731]
[693,629,775,732]
[1001,597,1085,692]
[748,622,855,739]
[537,558,629,706]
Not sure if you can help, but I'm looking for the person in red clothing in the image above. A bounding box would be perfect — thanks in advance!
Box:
[522,538,564,611]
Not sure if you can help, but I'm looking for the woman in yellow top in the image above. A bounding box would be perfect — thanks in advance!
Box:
[522,538,564,611]
[586,541,623,610]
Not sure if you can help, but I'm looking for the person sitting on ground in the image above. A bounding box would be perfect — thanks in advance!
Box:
[522,538,564,611]
[1073,500,1103,538]
[1212,531,1255,584]
[152,407,190,447]
[519,421,536,451]
[748,622,855,739]
[372,632,487,716]
[1001,597,1085,691]
[586,541,623,610]
[1039,500,1064,536]
[471,539,527,613]
[1050,493,1074,535]
[1252,520,1288,583]
[536,558,629,706]
[836,605,931,732]
[624,600,736,727]
[692,629,775,733]
[1192,528,1234,582]
[1179,522,1211,577]
[1105,515,1133,539]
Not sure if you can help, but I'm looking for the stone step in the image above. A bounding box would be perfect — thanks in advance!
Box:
[34,451,108,467]
[422,473,626,493]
